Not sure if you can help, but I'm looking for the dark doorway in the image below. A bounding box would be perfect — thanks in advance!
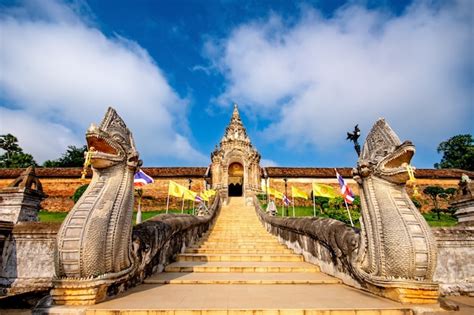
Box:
[228,162,244,197]
[228,183,243,196]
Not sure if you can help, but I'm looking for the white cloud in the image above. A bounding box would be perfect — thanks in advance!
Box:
[260,158,278,167]
[0,0,207,165]
[0,108,81,162]
[210,1,473,153]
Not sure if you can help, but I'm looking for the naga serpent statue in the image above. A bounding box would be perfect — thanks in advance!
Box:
[352,118,438,301]
[56,107,140,281]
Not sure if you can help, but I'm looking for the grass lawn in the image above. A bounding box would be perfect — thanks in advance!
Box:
[38,209,195,224]
[39,205,457,228]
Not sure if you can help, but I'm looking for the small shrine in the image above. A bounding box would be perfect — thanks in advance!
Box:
[210,104,261,203]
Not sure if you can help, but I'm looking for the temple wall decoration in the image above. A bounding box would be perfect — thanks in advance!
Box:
[210,104,261,203]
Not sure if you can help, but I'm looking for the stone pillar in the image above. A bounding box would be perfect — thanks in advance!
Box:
[452,198,474,226]
[450,174,474,227]
[0,166,46,224]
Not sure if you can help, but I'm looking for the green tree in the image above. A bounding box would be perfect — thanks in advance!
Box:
[0,134,37,168]
[0,134,21,159]
[423,186,446,220]
[313,196,330,213]
[434,134,473,171]
[43,145,87,167]
[72,184,89,203]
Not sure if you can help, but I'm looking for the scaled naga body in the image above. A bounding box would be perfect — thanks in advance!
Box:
[56,108,140,279]
[352,119,437,293]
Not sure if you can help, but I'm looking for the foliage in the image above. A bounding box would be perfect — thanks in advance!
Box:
[328,196,345,209]
[0,133,37,168]
[72,184,89,203]
[411,197,422,209]
[313,196,329,213]
[43,145,87,167]
[423,186,457,220]
[39,209,191,224]
[422,212,457,227]
[434,134,473,171]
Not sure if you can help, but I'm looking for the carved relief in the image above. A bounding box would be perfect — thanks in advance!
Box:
[352,118,438,302]
[210,104,261,199]
[56,107,140,280]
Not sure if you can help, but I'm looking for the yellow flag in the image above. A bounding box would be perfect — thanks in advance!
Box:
[203,189,216,198]
[183,189,197,201]
[268,187,284,200]
[168,181,187,198]
[199,192,209,201]
[291,186,308,200]
[312,183,338,199]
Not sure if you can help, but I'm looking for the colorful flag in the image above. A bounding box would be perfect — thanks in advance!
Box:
[168,181,187,198]
[291,186,308,199]
[195,195,204,203]
[202,189,216,198]
[335,170,354,204]
[312,183,338,199]
[199,192,209,201]
[268,187,284,200]
[283,195,292,206]
[182,188,197,201]
[134,169,154,187]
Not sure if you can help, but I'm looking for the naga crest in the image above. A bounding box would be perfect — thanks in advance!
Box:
[56,107,140,280]
[352,118,438,302]
[354,118,415,184]
[86,107,140,169]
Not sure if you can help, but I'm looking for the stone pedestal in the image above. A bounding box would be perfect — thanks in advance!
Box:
[452,198,474,226]
[0,187,45,223]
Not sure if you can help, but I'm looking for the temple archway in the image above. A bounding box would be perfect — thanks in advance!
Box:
[228,162,243,196]
[210,104,261,203]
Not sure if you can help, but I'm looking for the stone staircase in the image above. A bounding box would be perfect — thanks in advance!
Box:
[86,197,412,314]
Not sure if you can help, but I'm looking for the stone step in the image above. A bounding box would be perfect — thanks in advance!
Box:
[199,239,280,245]
[164,261,320,273]
[84,284,412,315]
[185,248,293,254]
[144,272,341,285]
[177,253,303,262]
[196,244,287,250]
[202,237,277,242]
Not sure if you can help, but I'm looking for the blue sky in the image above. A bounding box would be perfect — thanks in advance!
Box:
[0,0,472,168]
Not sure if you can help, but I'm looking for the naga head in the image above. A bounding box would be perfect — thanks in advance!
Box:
[86,107,141,170]
[353,118,415,184]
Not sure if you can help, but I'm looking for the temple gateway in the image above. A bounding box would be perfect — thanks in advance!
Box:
[210,104,261,202]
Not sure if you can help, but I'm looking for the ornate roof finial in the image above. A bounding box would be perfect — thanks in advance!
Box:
[220,103,251,144]
[232,103,241,122]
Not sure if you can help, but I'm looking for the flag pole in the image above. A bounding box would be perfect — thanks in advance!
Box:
[344,199,354,227]
[280,198,284,217]
[136,189,142,224]
[313,193,316,217]
[192,199,195,215]
[292,190,295,217]
[166,192,170,214]
[181,193,185,214]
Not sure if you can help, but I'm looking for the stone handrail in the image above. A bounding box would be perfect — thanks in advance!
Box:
[107,195,221,299]
[253,197,362,288]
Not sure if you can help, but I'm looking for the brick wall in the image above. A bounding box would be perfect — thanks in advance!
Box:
[0,167,470,213]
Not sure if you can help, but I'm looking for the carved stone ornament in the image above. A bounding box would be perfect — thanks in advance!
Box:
[210,104,261,202]
[0,166,45,223]
[352,118,439,303]
[52,107,141,305]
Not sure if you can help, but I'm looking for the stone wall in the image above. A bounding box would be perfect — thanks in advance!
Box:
[0,222,60,297]
[433,227,474,296]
